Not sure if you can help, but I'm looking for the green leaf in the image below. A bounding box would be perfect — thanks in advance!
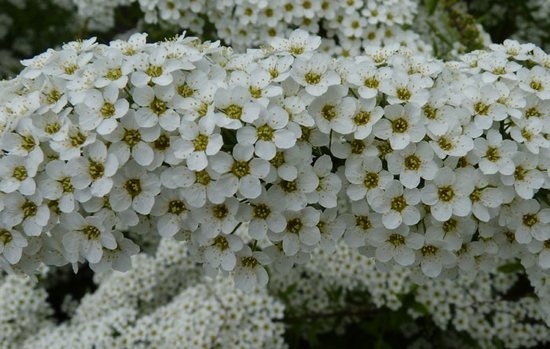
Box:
[427,0,439,15]
[497,262,523,274]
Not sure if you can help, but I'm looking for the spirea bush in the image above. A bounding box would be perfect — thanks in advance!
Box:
[2,0,550,348]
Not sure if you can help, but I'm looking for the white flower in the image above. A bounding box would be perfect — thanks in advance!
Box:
[387,141,438,189]
[349,96,384,139]
[421,167,474,222]
[518,66,550,100]
[233,249,269,291]
[174,118,223,171]
[92,47,131,89]
[425,215,477,251]
[61,212,117,264]
[379,68,431,107]
[194,197,240,240]
[75,86,128,135]
[368,180,421,229]
[49,124,96,161]
[509,117,549,154]
[150,189,195,238]
[373,103,425,150]
[210,143,270,199]
[1,192,49,236]
[238,189,286,240]
[346,57,392,99]
[416,238,457,278]
[500,151,544,199]
[109,160,161,215]
[343,200,383,249]
[290,53,340,96]
[180,168,226,207]
[229,68,282,105]
[130,45,193,87]
[430,126,474,159]
[276,206,320,256]
[467,168,506,222]
[527,239,550,269]
[89,231,139,272]
[308,86,356,134]
[345,155,393,201]
[507,199,550,244]
[257,55,294,83]
[0,154,39,195]
[202,233,244,272]
[473,128,517,175]
[268,163,319,211]
[270,29,321,56]
[236,104,298,160]
[0,227,28,264]
[478,51,521,83]
[317,208,346,254]
[1,119,43,159]
[103,110,158,166]
[370,224,423,266]
[421,94,468,137]
[39,160,80,213]
[133,85,180,131]
[306,155,342,208]
[213,86,261,129]
[463,83,507,131]
[69,141,119,198]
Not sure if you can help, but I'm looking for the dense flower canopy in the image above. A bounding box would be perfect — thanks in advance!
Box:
[2,0,550,348]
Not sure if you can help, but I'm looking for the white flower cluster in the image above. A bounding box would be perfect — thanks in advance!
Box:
[206,0,426,55]
[0,274,52,348]
[68,0,429,55]
[271,241,550,348]
[1,239,285,349]
[2,30,550,299]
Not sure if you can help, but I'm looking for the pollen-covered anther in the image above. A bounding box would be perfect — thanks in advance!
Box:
[438,186,455,202]
[12,166,28,181]
[223,104,243,120]
[280,180,297,193]
[388,233,405,246]
[213,204,229,219]
[304,71,321,85]
[146,65,163,78]
[193,134,209,151]
[22,201,37,218]
[231,161,250,178]
[256,125,274,141]
[363,172,379,189]
[421,244,438,256]
[253,203,271,219]
[0,229,13,244]
[123,129,141,147]
[168,200,186,215]
[404,155,421,170]
[83,225,101,240]
[356,216,371,230]
[287,218,303,234]
[396,87,411,101]
[149,97,167,115]
[391,118,408,133]
[321,104,336,121]
[353,111,370,125]
[100,103,116,118]
[522,213,538,227]
[390,195,407,212]
[124,178,142,198]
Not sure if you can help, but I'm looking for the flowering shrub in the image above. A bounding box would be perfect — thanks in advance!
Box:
[3,0,550,348]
